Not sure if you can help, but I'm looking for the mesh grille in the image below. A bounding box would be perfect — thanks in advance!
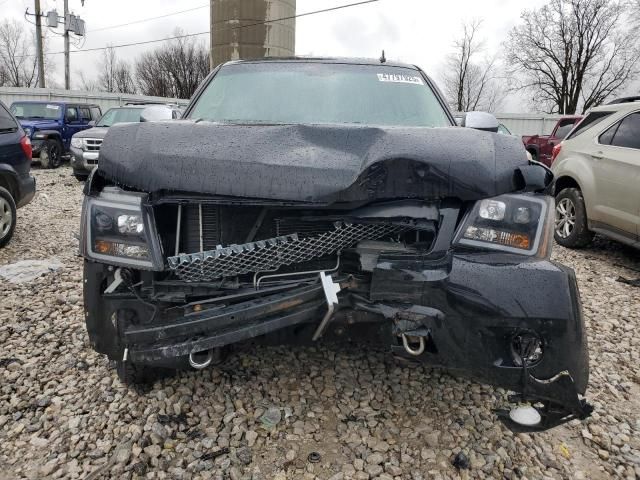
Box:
[168,222,405,282]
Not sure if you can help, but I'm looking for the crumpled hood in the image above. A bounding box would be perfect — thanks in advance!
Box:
[73,126,109,139]
[98,120,530,203]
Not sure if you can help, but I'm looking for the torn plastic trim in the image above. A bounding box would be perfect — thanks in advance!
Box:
[496,370,593,432]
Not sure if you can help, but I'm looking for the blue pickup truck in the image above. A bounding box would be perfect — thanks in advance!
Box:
[9,101,102,168]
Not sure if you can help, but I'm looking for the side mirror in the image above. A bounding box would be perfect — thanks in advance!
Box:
[88,120,96,127]
[462,111,499,133]
[140,106,174,122]
[516,164,554,193]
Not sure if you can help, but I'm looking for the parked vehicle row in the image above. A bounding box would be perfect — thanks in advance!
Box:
[9,101,102,168]
[6,101,181,179]
[70,104,181,180]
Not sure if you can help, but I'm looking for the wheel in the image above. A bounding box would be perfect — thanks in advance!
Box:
[0,187,17,248]
[554,188,593,248]
[39,139,63,169]
[116,360,169,386]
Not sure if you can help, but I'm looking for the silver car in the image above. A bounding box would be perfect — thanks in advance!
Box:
[551,97,640,249]
[70,104,181,180]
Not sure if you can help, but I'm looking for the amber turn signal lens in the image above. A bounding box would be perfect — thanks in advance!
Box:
[464,226,531,250]
[503,232,530,250]
[94,240,113,254]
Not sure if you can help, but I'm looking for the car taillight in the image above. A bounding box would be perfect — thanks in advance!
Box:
[20,135,32,160]
[551,143,562,164]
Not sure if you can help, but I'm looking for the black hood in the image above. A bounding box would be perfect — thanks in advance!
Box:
[97,120,530,203]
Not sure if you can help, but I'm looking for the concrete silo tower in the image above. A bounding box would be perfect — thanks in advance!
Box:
[210,0,296,69]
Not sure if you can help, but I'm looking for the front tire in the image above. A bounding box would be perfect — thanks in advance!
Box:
[0,187,17,248]
[39,140,63,169]
[554,188,593,248]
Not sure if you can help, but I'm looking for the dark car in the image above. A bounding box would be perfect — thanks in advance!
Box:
[0,101,36,247]
[10,101,101,168]
[70,104,182,180]
[80,58,591,432]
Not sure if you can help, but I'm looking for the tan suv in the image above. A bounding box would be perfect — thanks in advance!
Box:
[551,97,640,249]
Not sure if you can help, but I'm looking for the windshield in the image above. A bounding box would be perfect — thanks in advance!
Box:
[97,107,143,127]
[10,102,61,120]
[188,62,452,128]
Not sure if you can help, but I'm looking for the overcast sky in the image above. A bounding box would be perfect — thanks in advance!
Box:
[0,0,572,111]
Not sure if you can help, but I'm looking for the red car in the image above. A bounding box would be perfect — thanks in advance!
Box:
[522,116,582,166]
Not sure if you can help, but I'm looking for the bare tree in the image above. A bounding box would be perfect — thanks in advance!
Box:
[505,0,639,114]
[632,0,640,28]
[98,46,136,94]
[441,20,503,112]
[0,20,38,87]
[135,30,209,98]
[78,71,100,92]
[136,51,173,98]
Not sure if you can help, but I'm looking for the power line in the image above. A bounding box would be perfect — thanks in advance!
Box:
[88,4,209,33]
[15,0,381,58]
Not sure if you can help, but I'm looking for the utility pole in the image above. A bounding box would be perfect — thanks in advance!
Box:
[64,0,70,90]
[209,0,214,71]
[34,0,46,88]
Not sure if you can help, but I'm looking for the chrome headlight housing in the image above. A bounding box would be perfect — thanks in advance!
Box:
[80,187,164,269]
[454,194,554,258]
[23,127,32,138]
[71,137,83,149]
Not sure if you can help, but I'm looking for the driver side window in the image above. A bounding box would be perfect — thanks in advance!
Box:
[66,106,78,122]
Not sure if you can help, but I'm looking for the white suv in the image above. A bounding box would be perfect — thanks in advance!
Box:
[551,97,640,249]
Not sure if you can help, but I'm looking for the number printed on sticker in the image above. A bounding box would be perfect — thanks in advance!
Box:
[377,73,424,85]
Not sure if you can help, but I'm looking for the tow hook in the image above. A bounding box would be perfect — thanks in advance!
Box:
[401,334,425,356]
[189,350,214,369]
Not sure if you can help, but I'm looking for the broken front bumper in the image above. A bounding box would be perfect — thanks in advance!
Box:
[84,246,591,431]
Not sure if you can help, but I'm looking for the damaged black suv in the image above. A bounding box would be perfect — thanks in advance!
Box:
[80,58,591,431]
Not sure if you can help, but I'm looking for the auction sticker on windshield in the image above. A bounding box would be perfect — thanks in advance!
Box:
[46,105,60,110]
[377,73,424,85]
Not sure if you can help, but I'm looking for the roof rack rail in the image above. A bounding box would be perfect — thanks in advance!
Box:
[606,96,640,105]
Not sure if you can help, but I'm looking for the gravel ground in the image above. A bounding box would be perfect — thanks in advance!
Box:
[1,166,639,480]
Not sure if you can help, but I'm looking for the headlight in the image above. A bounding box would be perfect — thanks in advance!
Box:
[71,137,83,149]
[80,187,163,269]
[23,127,32,138]
[454,194,554,258]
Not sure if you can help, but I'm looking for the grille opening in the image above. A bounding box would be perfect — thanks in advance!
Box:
[154,203,438,282]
